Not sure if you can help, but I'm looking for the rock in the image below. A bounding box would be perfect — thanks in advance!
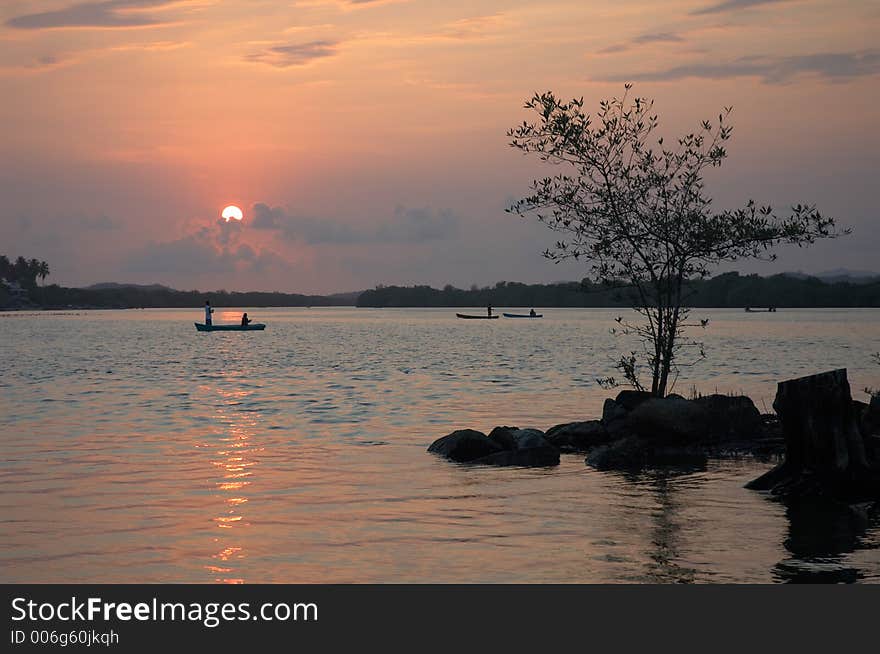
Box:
[430,427,559,467]
[614,390,652,412]
[427,429,502,463]
[585,436,645,470]
[626,397,710,444]
[693,394,762,441]
[473,447,560,467]
[601,398,628,425]
[474,428,559,467]
[585,436,707,471]
[545,420,611,453]
[511,428,548,449]
[487,426,519,451]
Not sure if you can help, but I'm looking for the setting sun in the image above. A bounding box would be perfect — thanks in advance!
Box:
[222,205,243,222]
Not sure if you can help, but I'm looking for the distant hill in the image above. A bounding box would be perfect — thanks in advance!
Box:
[19,284,352,310]
[783,269,880,284]
[83,282,175,291]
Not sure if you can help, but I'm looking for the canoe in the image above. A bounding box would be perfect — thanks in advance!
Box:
[194,322,266,331]
[455,313,499,320]
[503,313,543,318]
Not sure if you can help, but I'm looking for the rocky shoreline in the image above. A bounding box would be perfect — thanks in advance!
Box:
[428,391,784,468]
[428,369,880,502]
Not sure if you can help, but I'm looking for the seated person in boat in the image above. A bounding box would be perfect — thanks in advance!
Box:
[241,312,251,327]
[529,308,536,317]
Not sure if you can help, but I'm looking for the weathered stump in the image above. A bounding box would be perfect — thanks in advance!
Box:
[746,369,880,500]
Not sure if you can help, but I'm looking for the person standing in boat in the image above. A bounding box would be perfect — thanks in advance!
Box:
[487,304,493,318]
[204,300,214,326]
[241,312,251,327]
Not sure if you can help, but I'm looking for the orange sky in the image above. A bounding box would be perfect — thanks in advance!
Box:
[1,0,878,292]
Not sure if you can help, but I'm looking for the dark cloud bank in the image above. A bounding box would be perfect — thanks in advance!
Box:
[250,203,460,244]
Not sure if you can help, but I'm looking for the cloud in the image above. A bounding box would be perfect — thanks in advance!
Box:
[124,235,233,274]
[244,41,340,68]
[5,1,196,30]
[0,54,79,75]
[249,203,459,244]
[123,234,284,276]
[379,206,459,242]
[691,0,794,15]
[601,50,880,83]
[76,214,122,230]
[432,14,509,41]
[632,32,685,44]
[597,31,685,55]
[292,0,406,11]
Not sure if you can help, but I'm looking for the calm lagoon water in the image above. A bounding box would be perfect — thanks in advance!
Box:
[1,307,879,583]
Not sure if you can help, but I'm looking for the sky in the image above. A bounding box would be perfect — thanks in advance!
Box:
[0,0,878,293]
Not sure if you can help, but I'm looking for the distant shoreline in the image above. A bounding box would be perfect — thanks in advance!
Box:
[3,271,880,311]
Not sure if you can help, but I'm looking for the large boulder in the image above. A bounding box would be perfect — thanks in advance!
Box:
[428,429,502,463]
[487,425,519,451]
[601,398,629,426]
[693,394,762,441]
[626,397,710,444]
[546,420,612,452]
[614,390,653,411]
[586,436,707,471]
[472,428,559,467]
[429,427,559,467]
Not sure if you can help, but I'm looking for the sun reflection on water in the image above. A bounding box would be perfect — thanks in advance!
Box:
[205,384,264,584]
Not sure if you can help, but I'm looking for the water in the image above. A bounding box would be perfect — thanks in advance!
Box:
[1,307,878,583]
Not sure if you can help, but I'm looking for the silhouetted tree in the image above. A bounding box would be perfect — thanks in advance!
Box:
[508,85,844,396]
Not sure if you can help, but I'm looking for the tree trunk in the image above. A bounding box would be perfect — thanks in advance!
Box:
[746,369,879,500]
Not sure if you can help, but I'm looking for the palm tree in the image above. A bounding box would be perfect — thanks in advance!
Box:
[14,256,28,283]
[38,261,50,285]
[28,258,41,287]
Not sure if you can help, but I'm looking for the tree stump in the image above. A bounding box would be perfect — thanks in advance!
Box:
[746,369,880,500]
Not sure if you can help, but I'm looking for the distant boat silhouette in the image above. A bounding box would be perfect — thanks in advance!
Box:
[195,322,266,331]
[503,312,543,318]
[456,313,499,320]
[744,307,777,313]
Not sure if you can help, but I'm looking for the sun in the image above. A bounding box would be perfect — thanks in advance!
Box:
[222,205,244,222]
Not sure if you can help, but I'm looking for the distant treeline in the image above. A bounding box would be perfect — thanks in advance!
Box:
[4,251,880,310]
[20,285,346,310]
[0,255,50,288]
[356,272,880,308]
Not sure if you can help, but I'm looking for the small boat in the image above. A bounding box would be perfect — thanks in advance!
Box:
[503,313,543,318]
[455,313,499,320]
[194,322,266,331]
